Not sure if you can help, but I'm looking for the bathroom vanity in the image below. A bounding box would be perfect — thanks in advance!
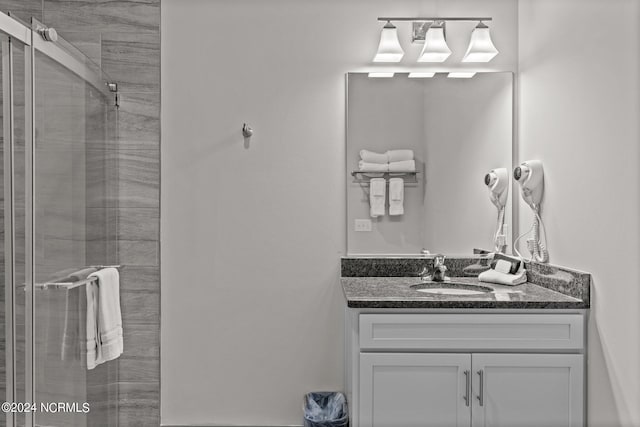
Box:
[343,72,589,426]
[341,257,590,427]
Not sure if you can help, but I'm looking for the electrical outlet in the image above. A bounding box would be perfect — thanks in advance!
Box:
[354,219,372,232]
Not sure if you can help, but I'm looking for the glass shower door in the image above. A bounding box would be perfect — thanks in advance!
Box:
[31,20,118,427]
[0,30,29,427]
[0,12,118,426]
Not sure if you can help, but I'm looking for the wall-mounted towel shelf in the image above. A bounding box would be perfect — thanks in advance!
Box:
[351,170,420,184]
[31,265,122,290]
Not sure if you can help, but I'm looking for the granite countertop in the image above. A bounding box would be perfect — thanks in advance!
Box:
[341,257,591,309]
[342,276,586,309]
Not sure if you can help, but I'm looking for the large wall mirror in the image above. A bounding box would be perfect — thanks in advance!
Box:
[346,72,514,256]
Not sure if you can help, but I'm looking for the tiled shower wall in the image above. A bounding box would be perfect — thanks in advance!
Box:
[0,1,161,425]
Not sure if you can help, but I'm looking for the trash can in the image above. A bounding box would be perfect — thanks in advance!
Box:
[303,391,349,427]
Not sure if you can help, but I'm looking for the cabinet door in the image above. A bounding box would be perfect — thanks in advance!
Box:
[360,353,471,427]
[472,354,584,427]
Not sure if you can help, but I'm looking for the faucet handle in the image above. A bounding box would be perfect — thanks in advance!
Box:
[417,265,430,281]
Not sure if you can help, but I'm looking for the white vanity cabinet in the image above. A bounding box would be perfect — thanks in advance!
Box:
[347,312,586,427]
[359,352,472,427]
[471,353,583,427]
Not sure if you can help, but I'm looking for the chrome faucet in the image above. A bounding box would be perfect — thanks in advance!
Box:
[418,254,449,282]
[431,254,448,282]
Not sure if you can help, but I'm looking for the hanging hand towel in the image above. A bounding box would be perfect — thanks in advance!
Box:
[387,149,414,162]
[86,278,100,369]
[369,178,386,218]
[360,149,388,164]
[86,267,123,369]
[388,178,404,216]
[62,267,97,361]
[388,160,416,172]
[359,161,389,172]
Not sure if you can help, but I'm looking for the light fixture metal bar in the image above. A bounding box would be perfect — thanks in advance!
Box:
[378,17,492,22]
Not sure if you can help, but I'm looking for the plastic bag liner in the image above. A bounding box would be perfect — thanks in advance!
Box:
[303,392,349,427]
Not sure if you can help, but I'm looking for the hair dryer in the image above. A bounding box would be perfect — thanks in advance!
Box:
[513,160,548,263]
[485,168,509,252]
[485,168,509,209]
[513,160,544,207]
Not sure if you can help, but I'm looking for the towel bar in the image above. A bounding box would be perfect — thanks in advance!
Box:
[35,276,98,290]
[33,265,121,290]
[352,170,419,184]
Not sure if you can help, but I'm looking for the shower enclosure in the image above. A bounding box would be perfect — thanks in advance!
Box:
[0,11,118,427]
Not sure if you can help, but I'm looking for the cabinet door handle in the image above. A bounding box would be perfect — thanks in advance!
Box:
[477,370,484,406]
[464,370,470,407]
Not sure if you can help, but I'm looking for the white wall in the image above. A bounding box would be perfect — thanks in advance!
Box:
[161,0,517,424]
[518,1,640,426]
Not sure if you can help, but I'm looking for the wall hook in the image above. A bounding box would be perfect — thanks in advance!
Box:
[242,123,253,138]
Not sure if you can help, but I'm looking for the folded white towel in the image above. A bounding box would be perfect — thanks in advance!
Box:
[359,161,389,172]
[387,149,414,162]
[388,178,404,216]
[369,178,386,218]
[86,268,123,370]
[478,268,527,286]
[360,149,388,164]
[388,160,416,172]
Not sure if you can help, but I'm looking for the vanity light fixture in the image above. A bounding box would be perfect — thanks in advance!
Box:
[448,71,477,78]
[368,72,395,78]
[372,17,496,64]
[408,72,436,78]
[417,21,451,63]
[373,21,404,63]
[462,21,499,62]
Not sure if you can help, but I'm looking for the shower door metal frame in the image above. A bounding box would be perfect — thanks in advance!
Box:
[0,10,117,427]
[2,32,17,427]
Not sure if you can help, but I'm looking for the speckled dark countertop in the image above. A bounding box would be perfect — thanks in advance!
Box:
[341,257,591,309]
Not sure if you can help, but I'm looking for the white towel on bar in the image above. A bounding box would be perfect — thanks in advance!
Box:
[359,149,388,164]
[388,178,404,216]
[86,268,123,370]
[359,161,389,172]
[388,160,416,172]
[62,267,97,361]
[387,149,414,162]
[369,178,386,218]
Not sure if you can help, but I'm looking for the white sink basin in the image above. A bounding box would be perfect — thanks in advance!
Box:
[410,282,493,296]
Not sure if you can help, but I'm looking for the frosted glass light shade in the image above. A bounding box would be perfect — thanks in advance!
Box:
[462,25,499,62]
[373,22,404,63]
[418,26,451,63]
